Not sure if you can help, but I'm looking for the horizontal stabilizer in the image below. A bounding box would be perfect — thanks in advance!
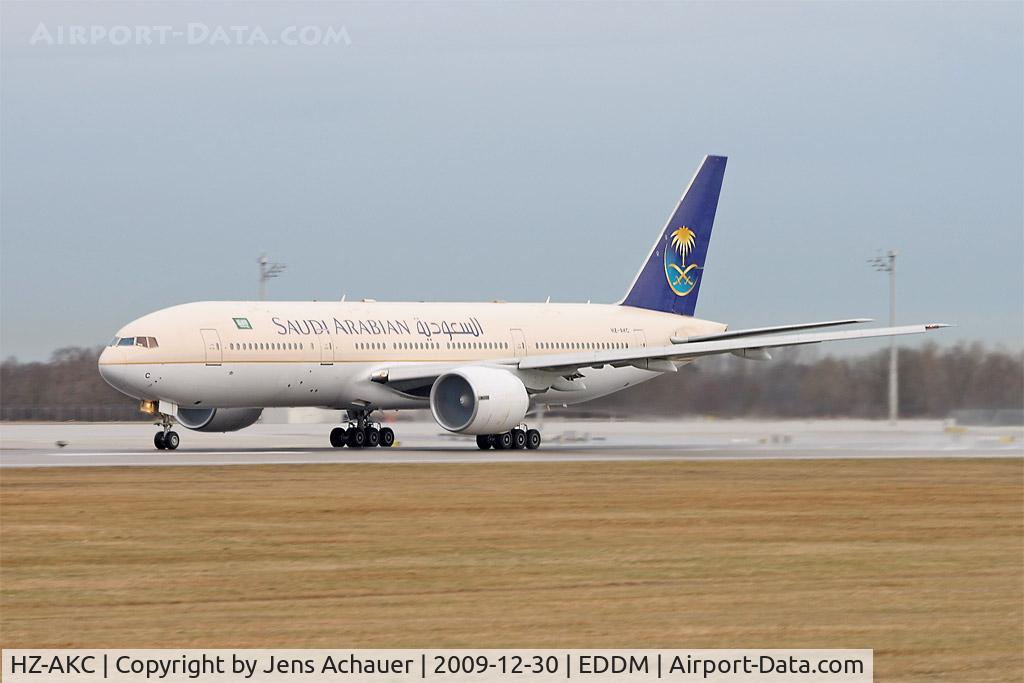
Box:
[671,318,873,344]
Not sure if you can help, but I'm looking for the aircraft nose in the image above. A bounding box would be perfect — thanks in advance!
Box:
[98,347,130,393]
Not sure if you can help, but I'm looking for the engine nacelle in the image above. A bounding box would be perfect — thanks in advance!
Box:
[175,407,263,432]
[430,367,529,434]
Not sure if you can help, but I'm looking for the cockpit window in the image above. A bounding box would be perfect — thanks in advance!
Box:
[121,336,159,348]
[113,336,159,348]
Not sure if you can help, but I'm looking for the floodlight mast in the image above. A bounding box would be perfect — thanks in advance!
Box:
[868,250,899,424]
[258,253,286,301]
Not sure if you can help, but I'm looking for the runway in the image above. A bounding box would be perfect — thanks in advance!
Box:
[1,419,1020,467]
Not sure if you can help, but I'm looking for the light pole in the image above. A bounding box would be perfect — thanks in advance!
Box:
[868,250,898,424]
[258,253,286,300]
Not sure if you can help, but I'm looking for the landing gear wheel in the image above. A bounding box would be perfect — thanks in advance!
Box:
[365,427,380,448]
[476,434,492,450]
[379,427,395,448]
[330,427,347,448]
[526,429,542,450]
[164,431,180,450]
[511,429,527,449]
[497,432,514,450]
[154,432,166,450]
[348,428,367,448]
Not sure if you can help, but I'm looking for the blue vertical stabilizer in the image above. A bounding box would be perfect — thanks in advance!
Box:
[620,155,727,315]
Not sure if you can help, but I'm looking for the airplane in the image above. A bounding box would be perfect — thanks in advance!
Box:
[98,155,947,451]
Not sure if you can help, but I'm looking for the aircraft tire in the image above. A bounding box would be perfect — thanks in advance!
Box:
[511,429,527,449]
[526,429,541,450]
[365,427,380,447]
[330,427,347,448]
[476,434,491,450]
[348,428,366,448]
[379,427,395,448]
[497,432,513,449]
[164,431,180,450]
[154,432,166,450]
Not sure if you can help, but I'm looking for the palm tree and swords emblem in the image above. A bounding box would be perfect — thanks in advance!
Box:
[663,226,701,296]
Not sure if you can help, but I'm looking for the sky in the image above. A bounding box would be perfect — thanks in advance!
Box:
[2,1,1022,362]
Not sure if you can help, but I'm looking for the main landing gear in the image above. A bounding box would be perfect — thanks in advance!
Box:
[329,409,395,449]
[476,425,542,450]
[153,414,180,450]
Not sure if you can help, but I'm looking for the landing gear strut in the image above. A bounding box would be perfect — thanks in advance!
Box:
[153,414,180,451]
[329,409,395,449]
[477,425,542,451]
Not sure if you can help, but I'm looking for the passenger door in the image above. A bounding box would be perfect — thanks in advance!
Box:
[510,328,527,359]
[320,340,334,365]
[632,329,647,349]
[200,329,222,366]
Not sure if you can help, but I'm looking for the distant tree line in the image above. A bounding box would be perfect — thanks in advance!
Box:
[1,343,1021,421]
[576,343,1023,419]
[1,347,145,421]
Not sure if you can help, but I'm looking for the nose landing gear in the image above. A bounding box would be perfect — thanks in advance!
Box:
[329,409,395,449]
[476,425,542,451]
[153,414,180,450]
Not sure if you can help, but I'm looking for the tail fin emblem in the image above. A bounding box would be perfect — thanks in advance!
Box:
[665,226,701,296]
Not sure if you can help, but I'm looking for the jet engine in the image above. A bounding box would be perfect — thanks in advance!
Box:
[430,367,529,434]
[175,407,263,432]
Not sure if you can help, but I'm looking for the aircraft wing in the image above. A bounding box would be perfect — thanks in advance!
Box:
[517,323,950,374]
[368,323,949,391]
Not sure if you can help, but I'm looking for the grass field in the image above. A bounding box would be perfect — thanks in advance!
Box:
[1,459,1021,681]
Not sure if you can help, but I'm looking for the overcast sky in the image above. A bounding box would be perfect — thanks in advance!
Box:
[2,1,1022,361]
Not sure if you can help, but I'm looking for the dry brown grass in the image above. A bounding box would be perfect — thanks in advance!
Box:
[1,459,1021,681]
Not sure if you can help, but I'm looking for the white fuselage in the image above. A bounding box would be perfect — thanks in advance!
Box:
[98,301,726,412]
